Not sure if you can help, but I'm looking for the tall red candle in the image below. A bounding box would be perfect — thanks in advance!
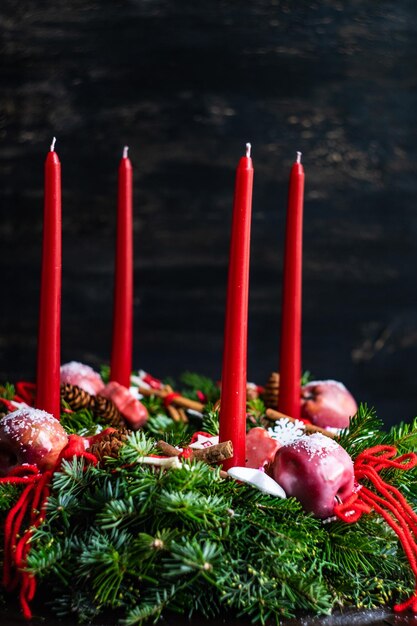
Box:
[110,146,133,388]
[219,143,254,469]
[278,152,305,419]
[36,138,62,419]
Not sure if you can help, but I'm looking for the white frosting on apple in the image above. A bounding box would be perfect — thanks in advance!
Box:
[290,432,339,459]
[60,361,104,395]
[1,407,58,439]
[304,379,348,391]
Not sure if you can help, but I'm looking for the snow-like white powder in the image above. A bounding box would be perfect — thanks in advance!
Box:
[60,361,104,395]
[291,433,339,459]
[1,407,57,435]
[303,380,348,392]
[60,361,96,378]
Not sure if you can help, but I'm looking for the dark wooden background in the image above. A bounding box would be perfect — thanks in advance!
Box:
[0,1,416,426]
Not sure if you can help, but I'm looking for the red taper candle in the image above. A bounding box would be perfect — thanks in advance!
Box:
[219,143,254,469]
[278,151,305,419]
[110,146,133,388]
[36,137,62,419]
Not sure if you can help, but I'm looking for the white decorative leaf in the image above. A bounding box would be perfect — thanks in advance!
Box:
[227,467,286,498]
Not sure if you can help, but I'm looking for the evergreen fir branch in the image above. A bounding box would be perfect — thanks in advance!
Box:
[118,431,157,464]
[100,364,110,384]
[51,588,101,622]
[75,528,134,607]
[324,519,404,579]
[179,371,220,403]
[25,534,72,584]
[156,490,231,529]
[45,489,85,524]
[51,457,98,499]
[141,394,165,416]
[338,404,384,457]
[145,413,191,446]
[60,406,101,436]
[165,459,222,493]
[127,529,178,571]
[121,585,178,626]
[0,483,21,512]
[301,370,312,385]
[247,398,267,429]
[97,495,137,530]
[381,416,417,452]
[0,382,15,400]
[162,537,222,578]
[201,403,219,435]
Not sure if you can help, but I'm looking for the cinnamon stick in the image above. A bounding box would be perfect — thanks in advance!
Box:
[265,408,336,439]
[156,439,234,464]
[157,441,181,457]
[137,385,204,413]
[165,385,189,422]
[191,440,233,464]
[177,407,189,423]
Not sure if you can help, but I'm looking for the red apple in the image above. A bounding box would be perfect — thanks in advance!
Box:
[0,408,68,475]
[271,433,354,518]
[100,382,148,429]
[246,427,281,470]
[301,380,357,429]
[60,361,105,396]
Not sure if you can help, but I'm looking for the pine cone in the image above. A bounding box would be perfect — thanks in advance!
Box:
[88,428,130,464]
[93,394,122,427]
[263,372,280,409]
[61,383,93,411]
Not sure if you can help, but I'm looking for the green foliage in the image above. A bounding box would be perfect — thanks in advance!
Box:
[0,483,21,512]
[201,404,219,435]
[1,374,417,625]
[60,405,102,436]
[0,382,15,400]
[179,371,220,403]
[100,364,110,384]
[247,398,267,429]
[117,431,158,464]
[301,370,312,385]
[338,404,384,458]
[146,413,191,446]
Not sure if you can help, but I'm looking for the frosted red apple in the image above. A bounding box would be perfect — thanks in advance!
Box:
[271,433,354,518]
[301,380,357,429]
[245,427,281,469]
[0,407,68,475]
[60,361,105,396]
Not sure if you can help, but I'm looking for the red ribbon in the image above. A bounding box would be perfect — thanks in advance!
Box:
[141,372,163,390]
[334,445,417,613]
[163,391,181,408]
[0,398,17,413]
[14,382,36,406]
[0,435,97,619]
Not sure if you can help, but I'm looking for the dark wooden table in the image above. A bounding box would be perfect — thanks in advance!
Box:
[2,606,417,626]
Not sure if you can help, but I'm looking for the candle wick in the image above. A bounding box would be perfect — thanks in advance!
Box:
[296,151,302,164]
[50,137,57,152]
[245,143,251,158]
[123,146,129,159]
